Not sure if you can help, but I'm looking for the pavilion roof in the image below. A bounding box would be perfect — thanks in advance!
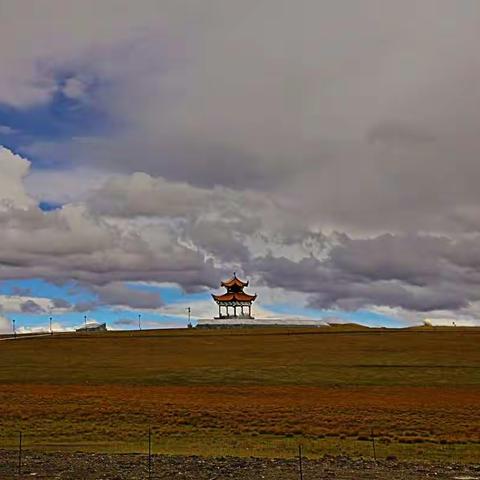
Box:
[212,292,257,303]
[221,274,249,288]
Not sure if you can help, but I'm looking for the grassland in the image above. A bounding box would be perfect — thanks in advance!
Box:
[1,326,479,461]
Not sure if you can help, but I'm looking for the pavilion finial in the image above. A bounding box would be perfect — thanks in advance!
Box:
[220,274,249,289]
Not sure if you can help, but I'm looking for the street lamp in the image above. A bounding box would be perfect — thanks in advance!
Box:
[12,318,16,339]
[84,314,87,332]
[186,307,191,328]
[138,313,142,331]
[49,316,53,335]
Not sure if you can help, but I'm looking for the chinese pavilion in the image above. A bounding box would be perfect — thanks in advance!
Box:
[212,273,257,319]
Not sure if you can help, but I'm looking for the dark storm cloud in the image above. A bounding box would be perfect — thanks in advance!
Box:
[20,299,45,314]
[92,283,164,309]
[253,232,480,313]
[51,298,72,309]
[328,234,450,285]
[73,301,98,313]
[14,1,480,216]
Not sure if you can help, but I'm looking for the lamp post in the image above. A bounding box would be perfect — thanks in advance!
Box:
[186,307,191,328]
[138,313,142,331]
[84,315,87,332]
[49,316,53,335]
[12,318,16,339]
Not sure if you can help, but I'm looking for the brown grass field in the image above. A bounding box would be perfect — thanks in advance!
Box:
[0,326,479,461]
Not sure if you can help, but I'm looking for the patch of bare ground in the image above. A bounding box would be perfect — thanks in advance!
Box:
[1,450,480,480]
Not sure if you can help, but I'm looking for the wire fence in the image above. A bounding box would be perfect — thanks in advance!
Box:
[1,429,478,479]
[0,442,354,480]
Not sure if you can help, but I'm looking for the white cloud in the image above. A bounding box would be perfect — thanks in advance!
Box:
[0,315,12,334]
[0,147,35,209]
[25,167,110,204]
[0,146,221,291]
[0,125,17,135]
[0,295,71,314]
[62,76,89,100]
[16,322,74,334]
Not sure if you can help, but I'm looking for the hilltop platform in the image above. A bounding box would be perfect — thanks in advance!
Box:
[195,317,325,328]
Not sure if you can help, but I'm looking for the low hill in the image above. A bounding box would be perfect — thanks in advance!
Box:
[1,326,479,386]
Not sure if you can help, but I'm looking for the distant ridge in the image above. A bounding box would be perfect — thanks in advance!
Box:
[327,322,370,330]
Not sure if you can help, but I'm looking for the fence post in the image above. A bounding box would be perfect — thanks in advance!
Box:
[18,431,22,475]
[298,444,304,480]
[371,429,377,462]
[148,427,152,480]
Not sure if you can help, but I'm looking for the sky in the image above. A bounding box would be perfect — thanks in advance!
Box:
[1,0,480,332]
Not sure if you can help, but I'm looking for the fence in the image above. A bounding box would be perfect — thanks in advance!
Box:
[0,429,380,479]
[1,428,478,479]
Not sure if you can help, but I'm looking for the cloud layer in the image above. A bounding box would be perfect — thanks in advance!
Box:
[2,147,480,323]
[1,1,480,324]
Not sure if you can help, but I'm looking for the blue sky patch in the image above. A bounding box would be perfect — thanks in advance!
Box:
[0,279,404,331]
[38,201,63,211]
[0,72,115,169]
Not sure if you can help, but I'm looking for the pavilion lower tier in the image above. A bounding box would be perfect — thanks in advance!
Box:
[215,301,254,319]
